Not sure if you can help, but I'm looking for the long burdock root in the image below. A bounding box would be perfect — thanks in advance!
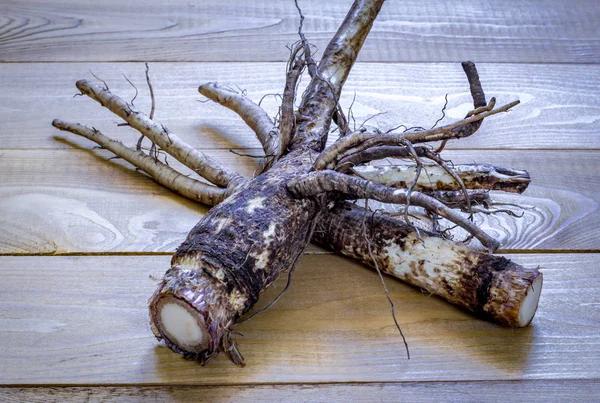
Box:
[52,120,232,205]
[146,0,385,364]
[74,79,244,189]
[314,203,542,327]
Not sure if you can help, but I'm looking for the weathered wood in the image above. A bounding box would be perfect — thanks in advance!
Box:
[0,0,598,63]
[1,62,599,150]
[2,380,599,403]
[0,149,597,253]
[0,253,598,384]
[1,0,598,399]
[0,148,254,253]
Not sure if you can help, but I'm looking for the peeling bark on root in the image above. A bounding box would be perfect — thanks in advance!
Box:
[147,0,388,364]
[56,114,539,330]
[314,203,542,327]
[148,149,322,364]
[53,0,542,367]
[353,164,530,194]
[288,170,500,250]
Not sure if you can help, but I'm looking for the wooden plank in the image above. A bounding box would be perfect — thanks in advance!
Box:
[0,148,254,254]
[0,253,598,384]
[0,0,598,63]
[2,380,599,402]
[1,62,599,150]
[0,149,597,253]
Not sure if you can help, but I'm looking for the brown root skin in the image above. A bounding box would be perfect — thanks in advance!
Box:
[279,46,306,154]
[199,82,280,163]
[352,164,531,194]
[52,120,231,205]
[428,189,490,210]
[148,149,322,364]
[288,170,500,251]
[75,79,244,189]
[53,0,542,367]
[291,0,385,152]
[312,98,519,172]
[314,203,542,327]
[57,114,537,330]
[148,0,389,364]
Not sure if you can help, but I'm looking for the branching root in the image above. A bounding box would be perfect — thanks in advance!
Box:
[52,0,541,367]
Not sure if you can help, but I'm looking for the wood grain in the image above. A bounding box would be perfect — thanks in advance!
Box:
[1,0,598,400]
[0,253,598,385]
[0,0,598,63]
[0,148,254,254]
[1,149,597,253]
[1,62,599,150]
[2,380,599,403]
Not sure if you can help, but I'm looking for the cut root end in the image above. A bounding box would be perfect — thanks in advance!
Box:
[147,264,242,365]
[518,273,543,327]
[153,295,210,353]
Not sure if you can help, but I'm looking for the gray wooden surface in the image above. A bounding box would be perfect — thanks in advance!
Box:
[1,0,598,62]
[0,0,598,401]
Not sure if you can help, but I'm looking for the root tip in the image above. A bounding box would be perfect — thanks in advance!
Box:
[198,82,217,96]
[75,79,89,91]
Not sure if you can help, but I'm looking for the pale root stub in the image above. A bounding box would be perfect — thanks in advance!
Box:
[160,301,206,348]
[155,296,209,352]
[518,274,543,326]
[353,164,530,193]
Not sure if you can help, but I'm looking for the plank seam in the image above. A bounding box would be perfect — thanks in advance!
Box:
[2,378,599,388]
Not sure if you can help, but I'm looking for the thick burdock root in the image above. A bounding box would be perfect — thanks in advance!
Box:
[315,203,542,327]
[148,150,320,365]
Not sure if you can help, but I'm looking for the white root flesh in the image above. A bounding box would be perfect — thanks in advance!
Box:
[157,297,208,352]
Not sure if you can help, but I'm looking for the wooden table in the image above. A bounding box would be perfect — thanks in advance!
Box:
[1,0,599,401]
